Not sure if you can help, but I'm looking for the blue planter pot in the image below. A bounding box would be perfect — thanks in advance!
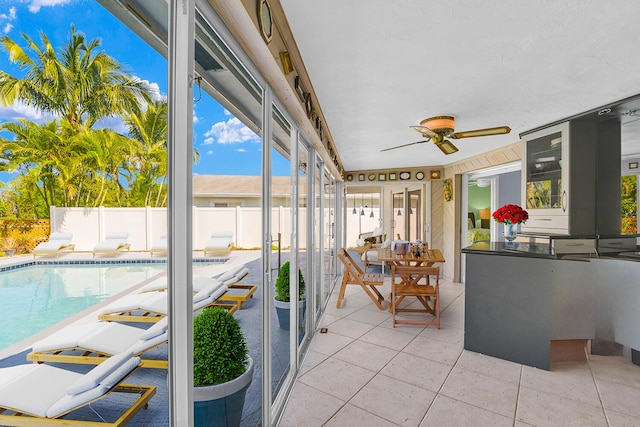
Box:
[274,298,306,331]
[194,356,254,427]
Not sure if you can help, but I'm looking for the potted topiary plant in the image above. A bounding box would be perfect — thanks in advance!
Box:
[193,306,254,427]
[273,260,306,330]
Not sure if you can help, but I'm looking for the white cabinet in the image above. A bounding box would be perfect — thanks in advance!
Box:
[521,121,596,235]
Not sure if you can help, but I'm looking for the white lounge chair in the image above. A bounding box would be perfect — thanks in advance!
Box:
[27,318,168,369]
[98,279,236,323]
[32,232,75,258]
[139,265,257,309]
[203,230,233,257]
[92,232,130,257]
[0,350,155,426]
[150,233,167,257]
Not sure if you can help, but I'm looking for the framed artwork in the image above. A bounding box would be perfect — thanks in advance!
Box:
[294,76,307,103]
[430,170,441,179]
[399,171,411,180]
[378,173,386,181]
[305,95,312,118]
[258,0,273,43]
[358,174,365,182]
[444,178,453,201]
[389,172,397,181]
[415,171,425,180]
[630,161,639,169]
[346,174,353,182]
[279,51,293,74]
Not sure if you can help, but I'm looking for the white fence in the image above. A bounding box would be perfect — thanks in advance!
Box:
[49,205,374,252]
[49,206,304,252]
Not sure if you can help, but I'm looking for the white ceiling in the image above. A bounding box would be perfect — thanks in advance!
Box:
[280,1,640,171]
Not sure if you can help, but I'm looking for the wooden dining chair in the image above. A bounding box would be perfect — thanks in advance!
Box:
[337,248,385,310]
[390,264,440,328]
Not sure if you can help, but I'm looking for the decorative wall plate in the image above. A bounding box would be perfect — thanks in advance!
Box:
[416,171,425,180]
[258,0,273,43]
[368,173,376,181]
[430,170,441,179]
[399,171,411,180]
[346,174,353,181]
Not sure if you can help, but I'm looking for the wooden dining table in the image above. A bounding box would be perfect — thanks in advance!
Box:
[376,248,445,267]
[377,248,445,312]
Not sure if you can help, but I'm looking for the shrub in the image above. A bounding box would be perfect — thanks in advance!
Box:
[193,307,248,387]
[274,260,305,302]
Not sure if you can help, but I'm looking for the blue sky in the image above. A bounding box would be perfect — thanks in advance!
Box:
[0,0,289,178]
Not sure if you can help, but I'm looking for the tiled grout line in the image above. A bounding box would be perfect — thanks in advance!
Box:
[512,364,523,427]
[585,351,613,427]
[418,339,465,425]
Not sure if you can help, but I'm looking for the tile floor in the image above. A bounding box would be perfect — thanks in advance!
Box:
[280,276,640,426]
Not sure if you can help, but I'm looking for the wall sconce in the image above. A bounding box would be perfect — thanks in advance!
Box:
[279,51,294,74]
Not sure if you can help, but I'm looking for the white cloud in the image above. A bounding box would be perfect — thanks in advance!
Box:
[0,6,17,21]
[206,150,213,155]
[235,148,247,153]
[203,137,214,145]
[204,117,259,145]
[27,0,72,13]
[2,23,12,34]
[0,101,53,122]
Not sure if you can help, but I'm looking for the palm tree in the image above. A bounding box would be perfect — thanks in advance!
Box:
[125,100,200,207]
[0,25,153,128]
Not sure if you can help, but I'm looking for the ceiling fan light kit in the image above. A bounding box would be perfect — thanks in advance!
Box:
[383,115,511,154]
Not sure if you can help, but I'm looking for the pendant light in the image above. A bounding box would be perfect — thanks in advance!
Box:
[352,194,357,214]
[397,209,402,216]
[360,194,365,216]
[369,194,374,218]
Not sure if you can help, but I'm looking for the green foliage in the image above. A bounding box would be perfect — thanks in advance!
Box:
[193,307,248,387]
[274,260,306,302]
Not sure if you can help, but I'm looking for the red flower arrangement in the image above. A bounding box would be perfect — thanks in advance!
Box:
[492,204,529,225]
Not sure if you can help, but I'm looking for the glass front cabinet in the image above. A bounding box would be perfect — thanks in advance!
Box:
[521,120,597,235]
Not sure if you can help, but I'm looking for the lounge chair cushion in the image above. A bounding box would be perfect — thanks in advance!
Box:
[193,280,225,303]
[66,350,134,395]
[50,232,73,241]
[217,265,249,282]
[105,232,128,240]
[139,316,169,340]
[0,352,139,418]
[0,364,80,417]
[50,354,139,418]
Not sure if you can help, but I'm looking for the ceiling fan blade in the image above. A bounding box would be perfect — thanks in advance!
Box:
[435,139,459,155]
[410,125,438,138]
[380,140,429,152]
[450,125,511,139]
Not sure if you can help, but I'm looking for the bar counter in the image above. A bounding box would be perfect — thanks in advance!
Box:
[462,241,640,370]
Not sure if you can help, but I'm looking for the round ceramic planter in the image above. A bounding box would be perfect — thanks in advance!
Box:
[274,297,306,331]
[194,356,254,427]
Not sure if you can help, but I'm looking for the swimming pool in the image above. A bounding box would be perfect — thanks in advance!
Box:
[0,263,166,351]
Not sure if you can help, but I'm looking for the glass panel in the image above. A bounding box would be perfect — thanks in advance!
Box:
[314,161,322,318]
[270,105,292,402]
[622,174,638,234]
[322,170,333,305]
[393,191,405,240]
[297,144,309,345]
[408,190,421,241]
[525,131,563,209]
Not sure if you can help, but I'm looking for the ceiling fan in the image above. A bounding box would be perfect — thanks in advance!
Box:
[381,116,511,155]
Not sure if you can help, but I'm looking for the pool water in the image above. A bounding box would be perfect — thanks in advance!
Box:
[0,263,166,351]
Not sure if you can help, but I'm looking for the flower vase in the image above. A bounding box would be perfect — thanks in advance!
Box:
[503,223,517,242]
